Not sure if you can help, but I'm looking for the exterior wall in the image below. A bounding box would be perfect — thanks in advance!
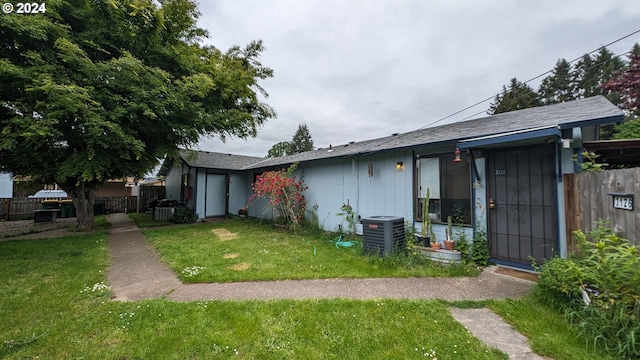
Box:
[164,165,183,201]
[0,172,13,198]
[194,169,206,219]
[293,150,414,233]
[229,172,249,216]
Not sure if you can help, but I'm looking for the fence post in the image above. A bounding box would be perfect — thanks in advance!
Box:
[4,198,9,221]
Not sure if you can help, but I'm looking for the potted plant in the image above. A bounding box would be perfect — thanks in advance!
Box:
[429,230,441,249]
[444,215,455,250]
[415,188,432,246]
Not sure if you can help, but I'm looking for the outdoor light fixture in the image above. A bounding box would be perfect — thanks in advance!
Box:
[396,161,404,170]
[453,148,462,162]
[368,163,374,177]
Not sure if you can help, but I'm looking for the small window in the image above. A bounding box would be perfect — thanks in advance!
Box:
[417,153,472,225]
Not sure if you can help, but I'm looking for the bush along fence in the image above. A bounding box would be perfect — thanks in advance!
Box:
[534,222,640,359]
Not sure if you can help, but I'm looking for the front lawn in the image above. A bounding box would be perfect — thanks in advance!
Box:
[0,229,615,359]
[142,217,480,283]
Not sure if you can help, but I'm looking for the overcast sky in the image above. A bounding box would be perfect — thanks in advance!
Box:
[194,1,640,158]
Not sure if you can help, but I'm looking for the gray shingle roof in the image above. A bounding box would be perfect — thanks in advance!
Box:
[167,96,622,172]
[179,150,265,170]
[244,96,623,169]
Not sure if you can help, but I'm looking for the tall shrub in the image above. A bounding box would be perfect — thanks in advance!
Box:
[535,222,640,358]
[248,163,307,229]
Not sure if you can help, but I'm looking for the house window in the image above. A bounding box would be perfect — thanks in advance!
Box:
[417,153,472,225]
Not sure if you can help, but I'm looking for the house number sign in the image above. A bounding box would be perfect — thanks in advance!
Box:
[609,193,634,211]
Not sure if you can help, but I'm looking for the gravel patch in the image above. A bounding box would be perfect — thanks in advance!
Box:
[0,218,78,239]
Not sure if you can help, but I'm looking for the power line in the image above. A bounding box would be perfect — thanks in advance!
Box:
[417,28,640,130]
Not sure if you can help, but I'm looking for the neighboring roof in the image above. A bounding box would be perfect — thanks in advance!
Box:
[28,189,68,198]
[583,139,640,167]
[179,150,265,171]
[245,96,623,169]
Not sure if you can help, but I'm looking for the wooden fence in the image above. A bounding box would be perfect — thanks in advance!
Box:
[1,198,42,220]
[2,196,138,220]
[564,168,640,251]
[138,185,166,213]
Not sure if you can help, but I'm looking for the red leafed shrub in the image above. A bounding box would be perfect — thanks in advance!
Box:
[248,163,307,229]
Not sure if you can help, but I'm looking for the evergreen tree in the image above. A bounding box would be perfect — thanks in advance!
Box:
[573,53,599,98]
[487,78,541,115]
[267,123,314,157]
[290,123,314,154]
[539,59,576,104]
[592,47,626,104]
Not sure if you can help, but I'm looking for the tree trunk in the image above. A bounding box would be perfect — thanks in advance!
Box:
[61,181,99,231]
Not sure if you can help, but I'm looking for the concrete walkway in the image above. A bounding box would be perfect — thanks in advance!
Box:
[104,213,545,359]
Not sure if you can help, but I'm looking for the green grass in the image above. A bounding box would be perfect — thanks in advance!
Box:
[0,226,615,359]
[128,212,172,227]
[142,217,480,283]
[488,296,616,360]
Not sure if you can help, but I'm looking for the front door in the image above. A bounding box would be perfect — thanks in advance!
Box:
[205,174,227,217]
[487,144,556,267]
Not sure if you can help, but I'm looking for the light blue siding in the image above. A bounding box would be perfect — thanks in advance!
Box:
[194,170,206,219]
[0,172,13,198]
[229,173,249,216]
[164,165,182,201]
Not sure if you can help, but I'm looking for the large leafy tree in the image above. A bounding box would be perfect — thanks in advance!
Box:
[538,59,576,105]
[267,141,292,158]
[0,0,275,229]
[601,44,640,139]
[487,78,541,115]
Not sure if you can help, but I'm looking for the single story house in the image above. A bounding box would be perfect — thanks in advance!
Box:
[162,96,624,269]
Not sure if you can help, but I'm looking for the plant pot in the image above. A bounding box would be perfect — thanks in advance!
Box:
[415,234,431,247]
[443,240,455,251]
[430,242,441,250]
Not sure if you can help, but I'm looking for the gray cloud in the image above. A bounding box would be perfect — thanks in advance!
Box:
[195,0,640,157]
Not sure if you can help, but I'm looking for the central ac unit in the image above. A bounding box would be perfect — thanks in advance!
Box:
[362,216,405,256]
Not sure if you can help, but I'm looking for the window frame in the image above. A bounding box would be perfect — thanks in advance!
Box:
[415,152,473,226]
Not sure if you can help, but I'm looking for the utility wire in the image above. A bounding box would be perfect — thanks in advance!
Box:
[352,28,640,157]
[417,28,640,130]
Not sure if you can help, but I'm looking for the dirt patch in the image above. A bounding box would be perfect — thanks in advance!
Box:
[223,253,239,259]
[211,228,238,241]
[229,262,250,271]
[0,218,78,240]
[493,267,538,282]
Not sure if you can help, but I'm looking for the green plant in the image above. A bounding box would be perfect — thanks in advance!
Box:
[445,215,453,241]
[572,150,608,171]
[471,226,489,266]
[420,188,432,238]
[535,221,640,358]
[336,201,355,236]
[248,163,308,230]
[172,207,198,224]
[455,227,470,262]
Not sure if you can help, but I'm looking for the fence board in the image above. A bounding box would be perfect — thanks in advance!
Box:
[564,168,640,250]
[2,198,43,220]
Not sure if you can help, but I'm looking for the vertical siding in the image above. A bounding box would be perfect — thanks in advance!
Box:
[194,169,206,219]
[0,173,13,198]
[228,173,248,216]
[164,165,182,201]
[295,150,414,232]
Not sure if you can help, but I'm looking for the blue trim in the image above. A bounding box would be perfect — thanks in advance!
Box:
[457,127,561,149]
